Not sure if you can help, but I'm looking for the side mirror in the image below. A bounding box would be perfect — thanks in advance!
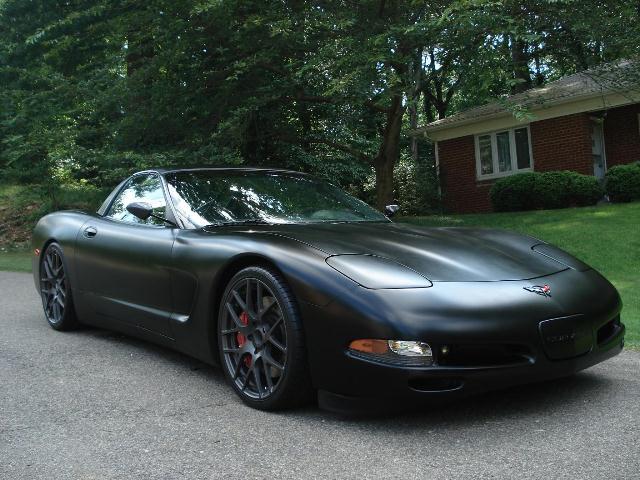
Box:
[126,202,153,220]
[385,204,400,217]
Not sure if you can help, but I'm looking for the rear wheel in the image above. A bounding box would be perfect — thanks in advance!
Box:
[218,266,313,410]
[39,243,78,331]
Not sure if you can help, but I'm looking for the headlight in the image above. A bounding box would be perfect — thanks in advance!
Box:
[388,340,433,357]
[348,339,433,366]
[326,254,432,289]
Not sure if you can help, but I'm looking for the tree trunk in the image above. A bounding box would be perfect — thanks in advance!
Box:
[374,94,405,210]
[510,36,532,93]
[409,48,422,162]
[409,103,418,162]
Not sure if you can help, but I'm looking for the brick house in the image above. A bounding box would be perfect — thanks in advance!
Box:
[416,62,640,213]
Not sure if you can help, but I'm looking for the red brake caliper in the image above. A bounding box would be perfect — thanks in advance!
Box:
[236,311,251,367]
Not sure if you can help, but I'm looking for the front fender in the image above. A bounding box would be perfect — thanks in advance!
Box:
[31,211,91,292]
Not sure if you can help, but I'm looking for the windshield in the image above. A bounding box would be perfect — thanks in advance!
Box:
[164,170,388,228]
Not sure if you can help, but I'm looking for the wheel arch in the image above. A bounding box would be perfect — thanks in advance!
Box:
[208,253,290,362]
[31,211,90,292]
[36,237,59,275]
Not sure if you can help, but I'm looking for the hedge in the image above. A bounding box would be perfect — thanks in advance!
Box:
[490,171,603,212]
[605,162,640,202]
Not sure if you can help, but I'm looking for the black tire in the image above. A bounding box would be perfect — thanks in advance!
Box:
[218,266,313,410]
[39,242,79,331]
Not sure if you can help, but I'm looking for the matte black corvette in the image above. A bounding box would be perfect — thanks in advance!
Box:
[32,168,625,412]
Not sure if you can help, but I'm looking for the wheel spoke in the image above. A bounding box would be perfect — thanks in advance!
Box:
[226,302,244,329]
[266,315,283,337]
[43,257,54,279]
[221,327,238,335]
[232,290,247,312]
[232,357,243,380]
[268,336,286,353]
[256,282,263,320]
[239,367,251,391]
[260,297,277,317]
[43,294,53,312]
[262,358,274,391]
[253,366,263,398]
[263,354,284,371]
[245,279,252,316]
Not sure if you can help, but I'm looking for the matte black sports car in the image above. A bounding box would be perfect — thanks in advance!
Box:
[32,168,625,412]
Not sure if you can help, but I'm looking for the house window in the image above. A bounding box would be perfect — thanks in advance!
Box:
[475,126,533,180]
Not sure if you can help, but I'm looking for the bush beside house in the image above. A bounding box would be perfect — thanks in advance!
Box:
[490,171,603,212]
[605,162,640,202]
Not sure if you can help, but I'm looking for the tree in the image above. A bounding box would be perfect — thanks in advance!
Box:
[0,0,638,212]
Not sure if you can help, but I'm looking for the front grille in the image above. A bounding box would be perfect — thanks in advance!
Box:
[437,344,533,368]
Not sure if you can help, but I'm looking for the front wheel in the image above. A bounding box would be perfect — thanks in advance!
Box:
[39,242,79,331]
[218,266,313,410]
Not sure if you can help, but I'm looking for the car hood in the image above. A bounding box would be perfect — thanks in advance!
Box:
[263,222,568,282]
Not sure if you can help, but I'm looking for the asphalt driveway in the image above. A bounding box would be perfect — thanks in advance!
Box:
[1,271,639,479]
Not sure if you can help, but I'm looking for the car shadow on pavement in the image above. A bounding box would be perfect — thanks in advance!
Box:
[69,325,227,382]
[71,324,615,427]
[316,372,614,426]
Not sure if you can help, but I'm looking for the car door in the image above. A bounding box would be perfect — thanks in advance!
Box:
[75,173,176,338]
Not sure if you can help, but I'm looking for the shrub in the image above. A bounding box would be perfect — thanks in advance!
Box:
[393,156,440,215]
[490,171,603,212]
[490,172,538,212]
[569,172,605,206]
[605,162,640,202]
[533,171,574,209]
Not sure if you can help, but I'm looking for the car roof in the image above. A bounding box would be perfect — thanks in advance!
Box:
[97,167,311,217]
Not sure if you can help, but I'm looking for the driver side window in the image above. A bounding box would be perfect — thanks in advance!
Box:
[106,174,167,226]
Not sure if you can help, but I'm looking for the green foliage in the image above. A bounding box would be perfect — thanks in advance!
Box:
[393,155,440,215]
[490,171,603,212]
[0,181,106,249]
[0,0,638,212]
[490,172,538,212]
[605,162,640,202]
[569,172,606,206]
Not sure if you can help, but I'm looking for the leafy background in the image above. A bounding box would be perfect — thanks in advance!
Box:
[0,0,639,242]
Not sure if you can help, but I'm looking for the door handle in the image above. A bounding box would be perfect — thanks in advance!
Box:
[83,226,98,238]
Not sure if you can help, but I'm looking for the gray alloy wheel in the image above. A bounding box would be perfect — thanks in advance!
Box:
[218,266,313,410]
[39,243,78,331]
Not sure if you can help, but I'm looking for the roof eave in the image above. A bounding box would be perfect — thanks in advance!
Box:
[412,89,640,142]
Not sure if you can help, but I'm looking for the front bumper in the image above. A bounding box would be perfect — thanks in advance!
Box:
[318,322,624,413]
[300,268,624,413]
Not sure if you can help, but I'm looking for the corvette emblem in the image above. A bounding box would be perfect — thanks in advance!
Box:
[524,284,552,297]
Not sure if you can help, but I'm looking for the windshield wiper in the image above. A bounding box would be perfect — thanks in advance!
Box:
[205,219,271,228]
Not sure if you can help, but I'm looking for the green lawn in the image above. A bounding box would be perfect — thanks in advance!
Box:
[0,250,32,272]
[400,202,640,347]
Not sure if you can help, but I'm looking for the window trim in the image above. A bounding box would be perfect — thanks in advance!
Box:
[103,172,172,228]
[474,126,534,181]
